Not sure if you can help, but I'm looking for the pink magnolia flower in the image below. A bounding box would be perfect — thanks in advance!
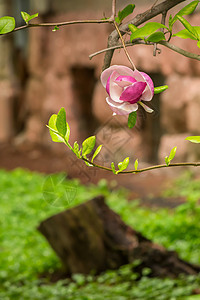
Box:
[101,65,154,115]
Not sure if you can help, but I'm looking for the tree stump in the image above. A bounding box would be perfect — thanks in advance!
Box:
[38,196,200,277]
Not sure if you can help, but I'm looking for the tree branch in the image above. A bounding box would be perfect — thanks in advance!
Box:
[90,40,200,62]
[159,40,200,61]
[1,18,113,36]
[82,156,200,175]
[89,41,145,59]
[111,0,117,20]
[102,0,187,70]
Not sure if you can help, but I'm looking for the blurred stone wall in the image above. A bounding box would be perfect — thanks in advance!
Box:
[1,1,200,165]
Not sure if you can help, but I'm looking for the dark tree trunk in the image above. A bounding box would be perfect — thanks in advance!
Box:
[38,196,200,278]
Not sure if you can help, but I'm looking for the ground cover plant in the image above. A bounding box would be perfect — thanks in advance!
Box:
[0,168,200,299]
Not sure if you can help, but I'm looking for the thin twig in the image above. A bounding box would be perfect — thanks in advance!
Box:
[1,18,113,36]
[89,41,143,59]
[82,157,200,174]
[90,40,200,62]
[159,40,200,61]
[161,10,167,26]
[111,0,117,19]
[114,21,136,70]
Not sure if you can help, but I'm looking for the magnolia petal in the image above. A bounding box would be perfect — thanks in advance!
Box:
[106,97,138,115]
[120,82,146,103]
[138,101,154,113]
[132,70,154,101]
[106,75,111,95]
[109,71,124,103]
[140,72,154,94]
[101,65,135,88]
[115,75,136,87]
[140,72,154,101]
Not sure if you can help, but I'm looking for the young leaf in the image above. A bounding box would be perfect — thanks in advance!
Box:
[116,4,135,24]
[111,162,116,174]
[65,122,70,142]
[168,146,177,162]
[168,14,173,31]
[116,157,129,174]
[154,85,168,94]
[91,145,102,163]
[171,1,199,26]
[74,141,81,158]
[21,12,38,24]
[52,25,59,32]
[128,111,137,128]
[146,31,166,43]
[82,136,96,156]
[48,114,63,143]
[130,22,168,41]
[165,156,169,166]
[173,29,197,40]
[185,136,200,143]
[118,161,123,169]
[128,24,137,33]
[176,15,198,39]
[197,41,200,48]
[84,160,93,167]
[134,159,138,171]
[0,16,15,34]
[56,107,67,136]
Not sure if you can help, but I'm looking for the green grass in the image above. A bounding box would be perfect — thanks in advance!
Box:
[0,168,200,299]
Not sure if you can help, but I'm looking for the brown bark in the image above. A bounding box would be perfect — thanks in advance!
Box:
[38,196,200,278]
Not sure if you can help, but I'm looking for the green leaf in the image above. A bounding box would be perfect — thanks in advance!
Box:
[48,114,63,143]
[128,24,138,33]
[65,123,70,142]
[111,162,116,174]
[176,16,198,39]
[84,160,93,167]
[116,157,129,174]
[128,111,137,128]
[116,4,135,24]
[169,14,173,31]
[91,145,102,163]
[173,29,197,40]
[52,25,59,32]
[171,1,199,26]
[130,22,168,41]
[82,136,96,156]
[165,156,169,166]
[0,16,15,34]
[168,146,177,162]
[134,159,138,171]
[146,31,166,42]
[154,85,168,94]
[185,136,200,143]
[21,11,38,24]
[197,41,200,48]
[115,17,120,24]
[56,107,67,136]
[74,141,81,158]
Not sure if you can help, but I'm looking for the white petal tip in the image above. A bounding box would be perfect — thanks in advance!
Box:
[138,101,154,113]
